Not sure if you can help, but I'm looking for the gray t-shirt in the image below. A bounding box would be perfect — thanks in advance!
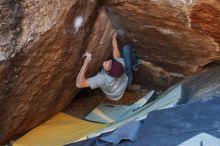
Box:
[89,58,128,101]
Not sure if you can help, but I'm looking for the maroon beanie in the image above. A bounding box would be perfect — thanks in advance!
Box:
[108,60,124,78]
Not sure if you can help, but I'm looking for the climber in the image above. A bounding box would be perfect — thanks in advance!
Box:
[76,31,140,101]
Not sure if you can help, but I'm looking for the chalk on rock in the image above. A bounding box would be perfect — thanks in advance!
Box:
[74,16,83,33]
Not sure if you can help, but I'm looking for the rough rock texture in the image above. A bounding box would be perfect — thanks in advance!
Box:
[0,0,220,144]
[180,66,220,104]
[106,0,220,88]
[0,0,113,144]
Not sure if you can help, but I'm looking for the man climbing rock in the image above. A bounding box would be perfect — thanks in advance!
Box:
[76,31,140,101]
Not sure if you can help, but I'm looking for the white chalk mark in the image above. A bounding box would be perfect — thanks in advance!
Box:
[74,16,83,33]
[0,52,8,61]
[159,28,175,35]
[143,25,175,35]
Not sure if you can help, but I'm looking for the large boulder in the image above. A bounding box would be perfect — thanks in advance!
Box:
[180,66,220,104]
[0,0,113,144]
[106,0,220,88]
[0,0,220,144]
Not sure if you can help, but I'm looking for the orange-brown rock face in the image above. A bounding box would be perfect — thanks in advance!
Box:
[106,0,220,88]
[0,0,113,144]
[0,0,220,144]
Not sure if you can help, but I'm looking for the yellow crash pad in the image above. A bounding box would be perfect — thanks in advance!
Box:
[13,112,106,146]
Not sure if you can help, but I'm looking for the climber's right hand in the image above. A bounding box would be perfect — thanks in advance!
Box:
[112,30,118,40]
[83,52,92,64]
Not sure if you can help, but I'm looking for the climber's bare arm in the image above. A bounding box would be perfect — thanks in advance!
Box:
[112,31,121,58]
[76,52,91,88]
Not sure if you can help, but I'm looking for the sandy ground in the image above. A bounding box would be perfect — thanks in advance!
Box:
[64,85,159,119]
